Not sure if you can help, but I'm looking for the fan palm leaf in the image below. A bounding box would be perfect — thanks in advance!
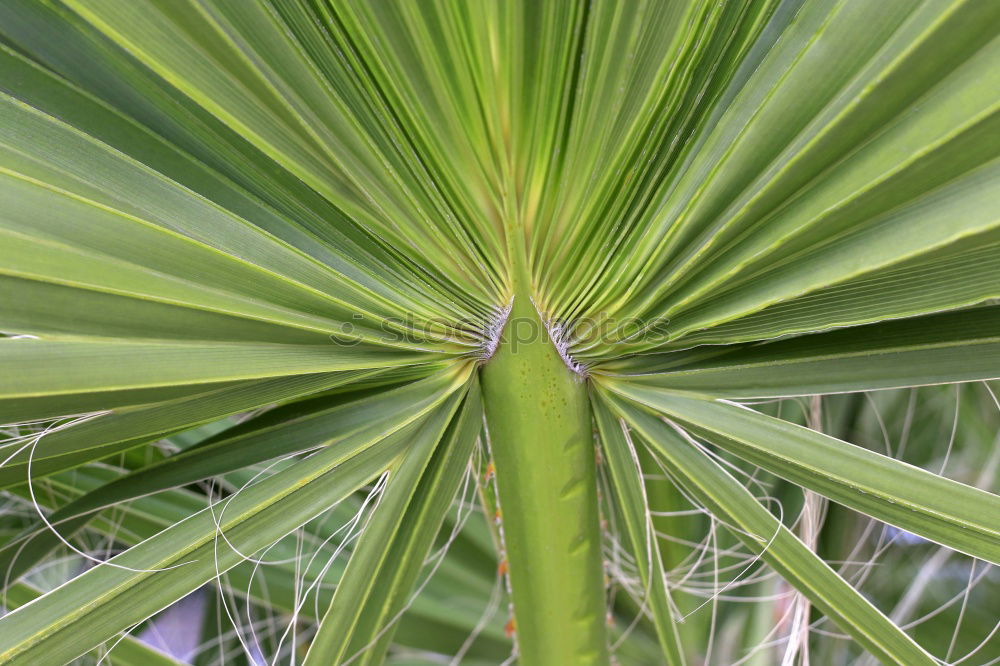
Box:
[0,1,997,664]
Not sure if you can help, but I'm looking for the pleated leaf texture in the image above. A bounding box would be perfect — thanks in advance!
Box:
[0,1,998,665]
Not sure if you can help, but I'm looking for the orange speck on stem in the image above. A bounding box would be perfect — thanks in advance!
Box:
[505,617,517,638]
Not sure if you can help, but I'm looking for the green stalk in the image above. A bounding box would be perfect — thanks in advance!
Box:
[480,262,609,665]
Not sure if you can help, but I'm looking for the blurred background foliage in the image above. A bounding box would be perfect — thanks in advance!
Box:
[3,379,996,665]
